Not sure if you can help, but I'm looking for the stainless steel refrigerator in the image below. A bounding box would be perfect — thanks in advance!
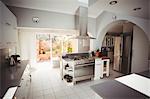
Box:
[113,33,132,74]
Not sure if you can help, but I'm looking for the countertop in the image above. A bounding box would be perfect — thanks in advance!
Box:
[62,58,74,62]
[0,60,28,98]
[115,74,150,97]
[91,80,149,99]
[62,56,109,62]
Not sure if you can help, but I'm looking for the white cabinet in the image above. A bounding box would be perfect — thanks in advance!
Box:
[62,59,94,85]
[94,58,102,80]
[1,1,18,48]
[94,58,110,80]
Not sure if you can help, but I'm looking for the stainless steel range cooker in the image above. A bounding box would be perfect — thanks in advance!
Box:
[61,53,95,85]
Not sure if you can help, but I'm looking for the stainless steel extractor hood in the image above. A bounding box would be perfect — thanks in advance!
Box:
[74,6,95,39]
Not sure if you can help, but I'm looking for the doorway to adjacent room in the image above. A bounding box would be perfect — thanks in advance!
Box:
[36,34,51,62]
[36,33,77,66]
[100,20,150,75]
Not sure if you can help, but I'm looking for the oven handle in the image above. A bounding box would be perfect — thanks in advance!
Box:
[75,63,95,68]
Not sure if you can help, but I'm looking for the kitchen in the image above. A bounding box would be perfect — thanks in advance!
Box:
[0,0,150,99]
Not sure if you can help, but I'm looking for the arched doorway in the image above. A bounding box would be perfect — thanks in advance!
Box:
[100,20,149,75]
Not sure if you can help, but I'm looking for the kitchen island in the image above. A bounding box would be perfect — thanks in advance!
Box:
[91,73,150,99]
[61,53,95,85]
[61,52,111,85]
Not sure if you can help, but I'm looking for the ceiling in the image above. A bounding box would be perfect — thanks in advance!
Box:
[4,0,79,15]
[4,0,149,19]
[89,0,149,19]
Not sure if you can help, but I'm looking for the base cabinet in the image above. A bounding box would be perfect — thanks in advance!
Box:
[94,58,110,80]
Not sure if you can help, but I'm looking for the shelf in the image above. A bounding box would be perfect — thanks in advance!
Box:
[62,59,94,85]
[63,78,74,86]
[63,69,73,75]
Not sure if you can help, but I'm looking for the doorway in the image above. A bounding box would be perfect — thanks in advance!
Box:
[36,34,51,62]
[102,32,133,74]
[101,20,150,74]
[101,20,135,75]
[36,33,76,64]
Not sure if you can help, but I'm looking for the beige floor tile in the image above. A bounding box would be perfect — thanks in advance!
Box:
[15,62,123,99]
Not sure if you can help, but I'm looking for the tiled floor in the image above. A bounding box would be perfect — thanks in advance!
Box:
[15,62,123,99]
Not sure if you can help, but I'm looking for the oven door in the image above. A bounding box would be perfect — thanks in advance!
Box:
[74,65,94,77]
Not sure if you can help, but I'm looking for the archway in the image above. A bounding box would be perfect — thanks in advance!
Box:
[96,12,150,50]
[99,20,149,75]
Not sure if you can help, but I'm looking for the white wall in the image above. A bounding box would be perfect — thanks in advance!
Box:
[96,11,149,50]
[9,6,97,35]
[88,17,96,37]
[18,30,36,65]
[18,28,77,64]
[88,17,97,51]
[131,25,149,73]
[9,6,97,52]
[9,6,75,29]
[95,11,150,72]
[96,12,150,72]
[18,28,93,64]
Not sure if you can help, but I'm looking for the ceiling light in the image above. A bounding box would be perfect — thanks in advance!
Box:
[133,7,142,11]
[109,1,118,5]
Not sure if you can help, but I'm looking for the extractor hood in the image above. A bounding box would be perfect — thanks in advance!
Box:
[73,6,95,39]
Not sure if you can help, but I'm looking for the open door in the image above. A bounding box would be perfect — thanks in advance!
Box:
[113,37,122,71]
